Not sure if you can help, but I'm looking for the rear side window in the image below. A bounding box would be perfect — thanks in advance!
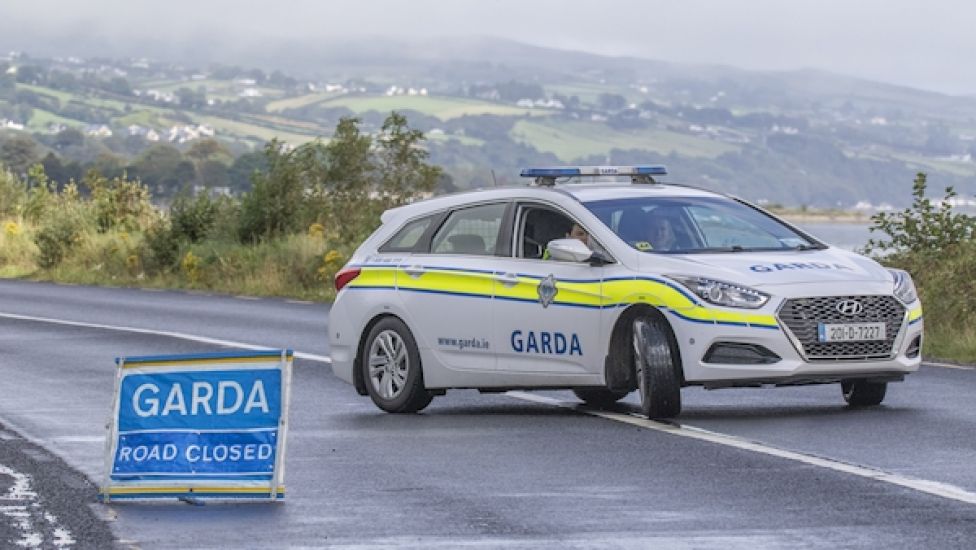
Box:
[379,215,437,252]
[430,203,507,256]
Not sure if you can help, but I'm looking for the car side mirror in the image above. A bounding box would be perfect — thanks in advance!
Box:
[548,238,594,263]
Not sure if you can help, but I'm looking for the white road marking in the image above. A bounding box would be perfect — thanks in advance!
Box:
[506,391,976,506]
[234,295,261,301]
[0,312,332,364]
[4,309,976,507]
[923,361,976,371]
[0,463,74,548]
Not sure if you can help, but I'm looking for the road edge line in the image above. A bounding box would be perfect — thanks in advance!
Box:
[506,391,976,506]
[0,312,332,364]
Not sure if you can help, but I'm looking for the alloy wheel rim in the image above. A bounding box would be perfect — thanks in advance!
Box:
[368,329,409,399]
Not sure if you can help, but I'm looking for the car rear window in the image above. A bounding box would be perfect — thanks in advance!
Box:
[379,214,438,252]
[430,203,507,256]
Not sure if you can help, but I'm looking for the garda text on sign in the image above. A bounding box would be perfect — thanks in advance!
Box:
[102,350,293,501]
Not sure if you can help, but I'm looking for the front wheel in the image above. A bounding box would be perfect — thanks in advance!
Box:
[633,316,682,419]
[841,380,886,407]
[362,317,433,413]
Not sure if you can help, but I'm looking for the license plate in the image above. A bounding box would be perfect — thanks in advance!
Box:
[818,323,886,342]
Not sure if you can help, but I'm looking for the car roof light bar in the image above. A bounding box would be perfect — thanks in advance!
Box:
[520,165,668,186]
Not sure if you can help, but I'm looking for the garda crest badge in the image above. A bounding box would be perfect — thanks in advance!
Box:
[537,274,558,308]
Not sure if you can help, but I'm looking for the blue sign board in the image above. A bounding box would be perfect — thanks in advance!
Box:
[102,350,293,501]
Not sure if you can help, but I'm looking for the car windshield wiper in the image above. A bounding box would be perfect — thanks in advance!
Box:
[793,243,827,251]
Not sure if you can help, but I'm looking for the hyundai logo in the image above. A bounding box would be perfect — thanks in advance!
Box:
[836,299,864,316]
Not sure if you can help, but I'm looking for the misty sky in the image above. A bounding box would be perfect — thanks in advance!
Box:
[2,0,975,95]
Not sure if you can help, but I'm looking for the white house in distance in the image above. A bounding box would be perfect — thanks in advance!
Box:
[85,124,113,138]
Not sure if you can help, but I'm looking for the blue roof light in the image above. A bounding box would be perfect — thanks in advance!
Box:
[520,165,668,178]
[520,167,582,177]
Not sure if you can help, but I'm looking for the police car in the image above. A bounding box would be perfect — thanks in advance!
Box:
[328,166,923,418]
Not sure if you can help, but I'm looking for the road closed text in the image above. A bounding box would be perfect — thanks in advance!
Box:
[116,442,273,464]
[111,431,277,475]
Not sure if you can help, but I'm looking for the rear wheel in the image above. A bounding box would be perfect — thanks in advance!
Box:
[633,316,682,419]
[572,388,629,408]
[362,317,433,413]
[841,380,887,407]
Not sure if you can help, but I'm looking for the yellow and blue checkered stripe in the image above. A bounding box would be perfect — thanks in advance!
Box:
[346,264,780,330]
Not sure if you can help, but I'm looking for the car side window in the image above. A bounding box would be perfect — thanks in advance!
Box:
[515,203,613,262]
[379,214,438,253]
[517,206,577,259]
[430,203,507,256]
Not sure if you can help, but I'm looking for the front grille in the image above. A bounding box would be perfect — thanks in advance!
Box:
[776,295,906,360]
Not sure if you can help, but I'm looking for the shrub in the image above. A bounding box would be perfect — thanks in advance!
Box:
[142,216,180,272]
[865,172,976,255]
[0,165,26,218]
[34,211,86,268]
[171,193,217,243]
[85,171,155,233]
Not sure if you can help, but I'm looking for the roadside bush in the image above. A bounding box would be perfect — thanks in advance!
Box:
[142,216,180,272]
[865,172,976,255]
[0,219,37,275]
[85,171,154,233]
[171,193,217,243]
[238,140,304,242]
[867,173,976,362]
[0,164,26,217]
[885,241,976,362]
[34,210,87,268]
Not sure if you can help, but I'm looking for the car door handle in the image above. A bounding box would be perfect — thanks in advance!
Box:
[494,273,520,287]
[403,265,426,278]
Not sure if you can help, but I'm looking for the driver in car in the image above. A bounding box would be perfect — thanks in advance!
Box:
[543,223,590,259]
[648,217,677,251]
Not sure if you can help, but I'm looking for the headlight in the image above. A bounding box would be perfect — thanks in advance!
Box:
[670,276,770,309]
[889,269,918,304]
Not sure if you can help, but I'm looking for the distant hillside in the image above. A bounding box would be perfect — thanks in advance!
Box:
[1,37,975,208]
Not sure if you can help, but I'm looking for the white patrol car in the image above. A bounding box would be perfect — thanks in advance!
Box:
[328,165,923,418]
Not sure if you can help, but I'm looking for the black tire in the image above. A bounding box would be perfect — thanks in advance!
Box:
[841,380,887,407]
[572,388,630,408]
[633,315,682,419]
[361,317,433,413]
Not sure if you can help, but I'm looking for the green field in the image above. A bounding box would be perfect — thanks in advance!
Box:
[426,132,485,147]
[197,115,322,145]
[26,108,87,131]
[546,83,644,106]
[265,92,344,113]
[511,119,740,161]
[316,95,549,121]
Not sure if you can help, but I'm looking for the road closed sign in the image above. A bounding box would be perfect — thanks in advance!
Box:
[101,350,293,502]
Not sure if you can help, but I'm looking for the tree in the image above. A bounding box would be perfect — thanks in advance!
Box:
[598,93,628,111]
[228,151,267,192]
[129,144,195,196]
[375,111,440,210]
[321,117,374,241]
[197,159,230,188]
[186,138,229,163]
[176,87,207,109]
[238,139,305,242]
[53,128,85,150]
[0,135,40,176]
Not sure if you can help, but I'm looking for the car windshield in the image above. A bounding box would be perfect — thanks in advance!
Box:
[584,196,822,253]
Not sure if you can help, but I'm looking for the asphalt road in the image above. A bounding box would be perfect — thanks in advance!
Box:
[1,279,975,548]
